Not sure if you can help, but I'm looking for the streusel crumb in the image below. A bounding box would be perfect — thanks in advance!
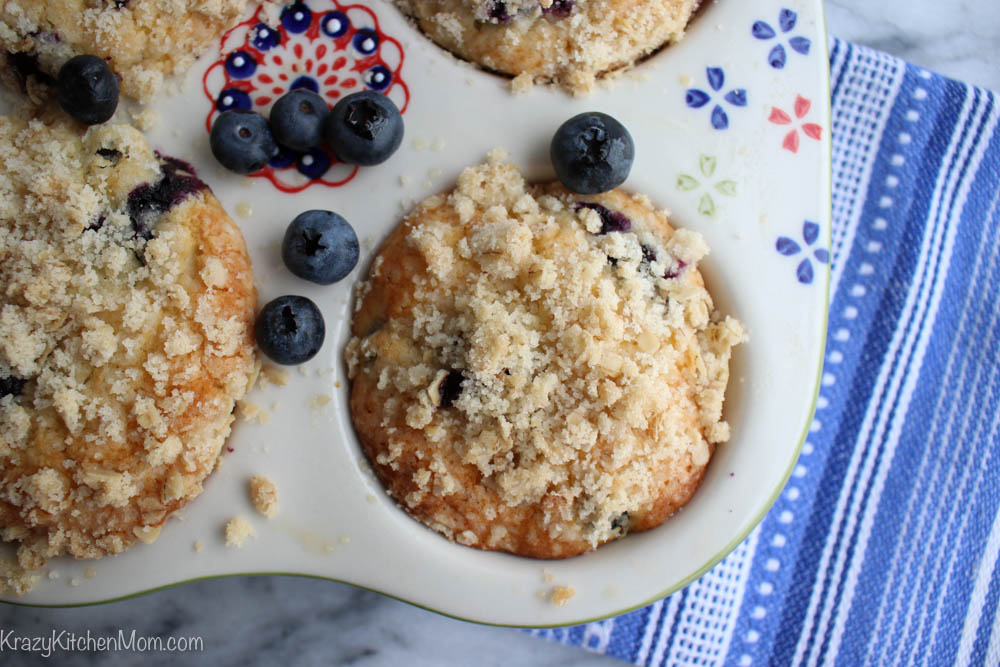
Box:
[249,475,278,518]
[551,585,575,606]
[225,516,255,548]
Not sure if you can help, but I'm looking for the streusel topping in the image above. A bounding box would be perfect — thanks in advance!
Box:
[0,113,257,572]
[347,151,743,556]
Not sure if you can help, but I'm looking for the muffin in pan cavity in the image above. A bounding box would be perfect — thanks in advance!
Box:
[394,0,701,94]
[0,112,257,592]
[0,0,285,103]
[346,151,744,559]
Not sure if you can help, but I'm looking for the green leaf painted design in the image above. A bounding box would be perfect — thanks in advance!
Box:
[715,180,739,196]
[698,194,716,216]
[699,155,717,178]
[677,174,700,191]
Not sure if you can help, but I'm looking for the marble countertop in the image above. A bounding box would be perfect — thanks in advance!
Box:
[3,2,998,666]
[825,0,1000,91]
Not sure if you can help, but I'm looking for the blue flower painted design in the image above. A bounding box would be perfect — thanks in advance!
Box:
[685,67,747,130]
[776,220,828,284]
[752,8,811,69]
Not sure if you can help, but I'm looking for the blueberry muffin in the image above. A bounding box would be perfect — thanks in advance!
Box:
[395,0,700,94]
[0,0,282,103]
[346,151,744,558]
[0,113,257,573]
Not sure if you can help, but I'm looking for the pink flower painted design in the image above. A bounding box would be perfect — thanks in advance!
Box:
[769,95,823,153]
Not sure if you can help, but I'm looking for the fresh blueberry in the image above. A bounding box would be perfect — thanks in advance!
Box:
[269,89,328,151]
[210,110,278,174]
[57,55,119,125]
[255,295,325,365]
[323,90,404,166]
[281,210,359,284]
[550,112,634,194]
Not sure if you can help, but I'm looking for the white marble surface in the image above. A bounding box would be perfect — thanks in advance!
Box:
[3,2,999,666]
[825,0,1000,91]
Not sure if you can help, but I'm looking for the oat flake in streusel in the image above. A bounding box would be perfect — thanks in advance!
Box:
[346,150,744,559]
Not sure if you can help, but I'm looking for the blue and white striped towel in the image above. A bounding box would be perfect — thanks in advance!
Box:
[529,37,1000,666]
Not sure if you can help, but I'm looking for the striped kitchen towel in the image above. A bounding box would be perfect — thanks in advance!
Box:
[529,37,1000,666]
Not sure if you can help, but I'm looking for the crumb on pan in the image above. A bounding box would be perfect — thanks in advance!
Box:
[225,517,255,548]
[551,585,575,606]
[249,475,278,518]
[0,554,40,597]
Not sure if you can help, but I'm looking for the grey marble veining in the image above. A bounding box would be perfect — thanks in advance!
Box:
[0,577,617,666]
[2,2,999,666]
[825,0,1000,91]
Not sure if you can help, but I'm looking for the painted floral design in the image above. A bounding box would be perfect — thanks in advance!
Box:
[752,8,811,69]
[676,155,738,216]
[776,221,829,284]
[203,0,409,192]
[685,67,747,130]
[769,95,823,153]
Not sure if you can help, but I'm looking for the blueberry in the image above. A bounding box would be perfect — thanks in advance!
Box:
[255,295,325,365]
[57,55,119,125]
[611,512,631,536]
[281,210,359,285]
[269,89,328,151]
[550,112,634,194]
[0,375,26,398]
[323,90,404,166]
[573,202,631,234]
[210,110,278,174]
[485,1,511,23]
[542,0,574,18]
[438,370,465,409]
